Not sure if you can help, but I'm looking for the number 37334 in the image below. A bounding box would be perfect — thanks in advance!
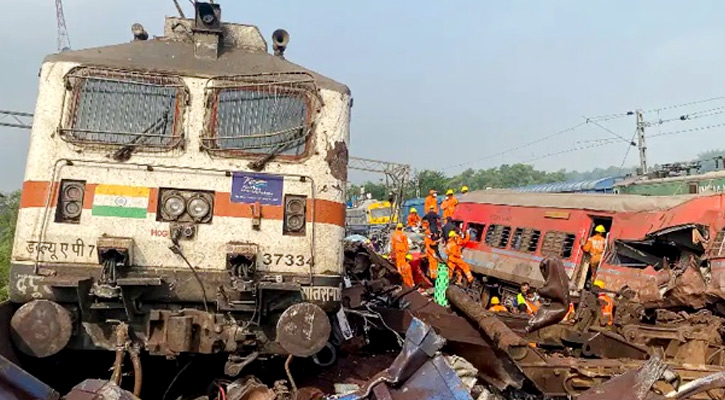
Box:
[261,253,312,267]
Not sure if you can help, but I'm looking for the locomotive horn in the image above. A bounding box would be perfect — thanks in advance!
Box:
[272,29,290,58]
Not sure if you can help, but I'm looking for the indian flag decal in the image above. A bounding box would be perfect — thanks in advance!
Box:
[92,185,150,219]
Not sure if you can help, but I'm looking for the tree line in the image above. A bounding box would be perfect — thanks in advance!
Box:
[349,164,632,202]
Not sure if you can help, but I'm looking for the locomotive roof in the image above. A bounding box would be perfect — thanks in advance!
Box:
[459,190,708,213]
[44,18,349,95]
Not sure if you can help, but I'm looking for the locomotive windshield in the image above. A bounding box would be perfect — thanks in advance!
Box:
[203,74,319,157]
[62,68,185,148]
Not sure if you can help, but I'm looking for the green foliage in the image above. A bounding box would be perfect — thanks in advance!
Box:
[408,164,568,196]
[350,163,634,202]
[564,166,634,181]
[0,191,20,301]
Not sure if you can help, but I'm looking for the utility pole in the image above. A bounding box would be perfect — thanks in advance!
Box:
[636,109,648,174]
[55,0,71,52]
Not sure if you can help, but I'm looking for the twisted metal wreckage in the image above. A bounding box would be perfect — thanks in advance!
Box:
[5,239,725,399]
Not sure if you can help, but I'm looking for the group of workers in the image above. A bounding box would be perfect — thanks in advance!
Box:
[397,186,474,286]
[394,185,614,327]
[487,279,614,327]
[483,224,612,325]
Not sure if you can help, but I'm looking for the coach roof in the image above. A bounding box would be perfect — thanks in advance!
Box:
[459,190,714,213]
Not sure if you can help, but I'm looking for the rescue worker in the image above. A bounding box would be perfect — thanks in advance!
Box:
[424,190,439,214]
[422,205,441,234]
[583,225,607,280]
[390,223,409,270]
[441,217,458,243]
[424,229,440,279]
[592,280,614,326]
[488,297,508,313]
[398,254,415,287]
[514,282,530,312]
[461,185,469,194]
[441,189,459,220]
[446,230,473,284]
[514,282,539,315]
[406,208,421,228]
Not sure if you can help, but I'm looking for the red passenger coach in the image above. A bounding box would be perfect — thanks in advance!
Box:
[453,191,725,305]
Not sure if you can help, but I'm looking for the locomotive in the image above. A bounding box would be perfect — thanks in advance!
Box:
[9,2,351,371]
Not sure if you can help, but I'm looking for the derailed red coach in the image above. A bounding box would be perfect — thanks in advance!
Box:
[452,190,725,306]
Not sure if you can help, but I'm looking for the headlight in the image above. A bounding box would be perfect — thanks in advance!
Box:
[187,197,211,220]
[163,195,186,218]
[64,201,82,218]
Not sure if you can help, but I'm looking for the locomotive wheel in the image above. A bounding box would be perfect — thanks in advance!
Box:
[276,302,332,358]
[10,300,73,358]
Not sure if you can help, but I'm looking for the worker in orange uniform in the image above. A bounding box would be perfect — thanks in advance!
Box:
[441,189,459,220]
[406,208,421,228]
[488,297,508,313]
[398,254,415,287]
[592,280,613,326]
[583,225,607,280]
[424,230,441,279]
[461,185,469,195]
[446,231,473,284]
[424,190,438,214]
[390,223,409,269]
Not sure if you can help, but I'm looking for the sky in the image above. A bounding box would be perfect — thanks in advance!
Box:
[3,1,725,191]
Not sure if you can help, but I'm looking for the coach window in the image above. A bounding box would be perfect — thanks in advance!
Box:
[527,229,542,253]
[511,228,524,250]
[202,74,321,158]
[61,67,186,150]
[485,225,511,248]
[468,223,485,242]
[512,228,542,253]
[541,231,577,259]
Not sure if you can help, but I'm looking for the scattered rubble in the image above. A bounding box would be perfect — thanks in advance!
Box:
[7,238,725,399]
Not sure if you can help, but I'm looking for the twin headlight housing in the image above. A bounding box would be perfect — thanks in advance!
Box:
[158,189,214,223]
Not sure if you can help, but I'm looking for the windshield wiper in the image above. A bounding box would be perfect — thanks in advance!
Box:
[247,137,304,171]
[112,111,170,162]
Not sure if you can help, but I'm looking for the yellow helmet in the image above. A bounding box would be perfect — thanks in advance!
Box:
[490,296,500,305]
[595,225,606,233]
[593,280,605,289]
[429,205,435,210]
[446,189,454,195]
[448,230,458,238]
[410,208,417,213]
[396,223,403,229]
[405,254,413,261]
[461,185,469,193]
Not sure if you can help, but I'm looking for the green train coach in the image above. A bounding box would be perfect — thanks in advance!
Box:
[614,170,725,196]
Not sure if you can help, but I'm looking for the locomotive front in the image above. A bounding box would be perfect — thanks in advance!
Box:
[9,3,351,367]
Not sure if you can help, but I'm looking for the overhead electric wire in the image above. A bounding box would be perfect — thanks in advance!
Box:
[441,121,588,171]
[522,139,622,163]
[583,112,632,123]
[648,122,725,139]
[641,96,725,114]
[584,117,633,144]
[619,130,638,173]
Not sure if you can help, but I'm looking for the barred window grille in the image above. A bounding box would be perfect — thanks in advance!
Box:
[203,73,319,156]
[62,68,185,149]
[541,231,577,259]
[708,230,725,257]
